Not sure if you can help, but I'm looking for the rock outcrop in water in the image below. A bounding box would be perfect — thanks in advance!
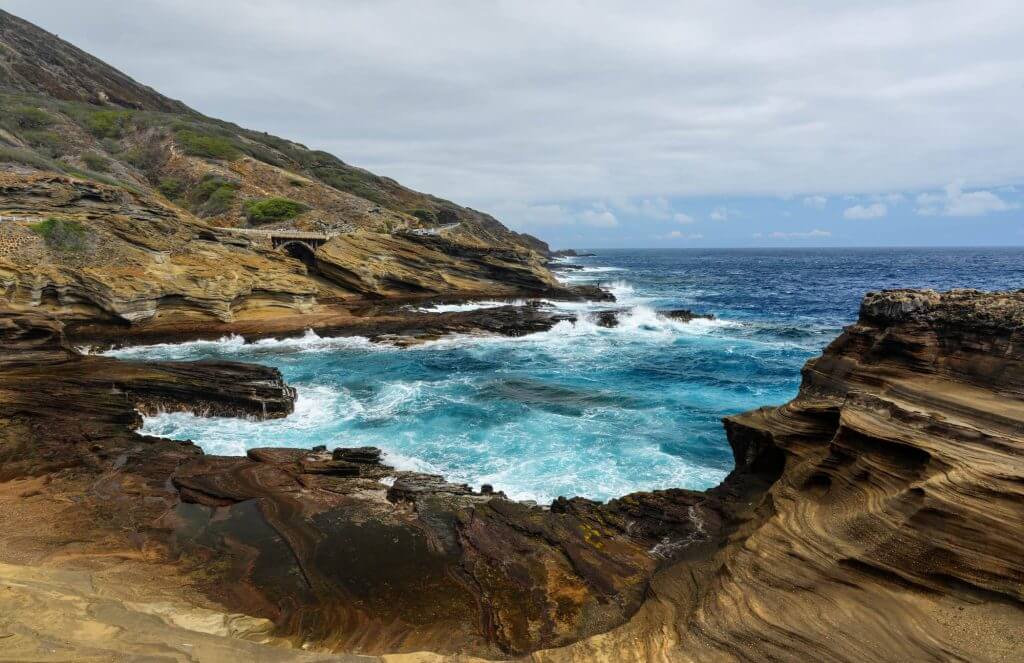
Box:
[1,289,1022,661]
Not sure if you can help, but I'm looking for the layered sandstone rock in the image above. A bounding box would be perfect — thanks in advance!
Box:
[0,290,1021,662]
[0,175,595,333]
[315,231,563,298]
[0,174,320,323]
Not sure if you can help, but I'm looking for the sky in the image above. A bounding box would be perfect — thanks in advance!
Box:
[9,0,1024,248]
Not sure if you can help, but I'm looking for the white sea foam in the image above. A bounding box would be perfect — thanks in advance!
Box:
[104,329,379,360]
[412,299,529,313]
[139,383,358,455]
[107,259,749,504]
[380,448,446,475]
[576,266,624,273]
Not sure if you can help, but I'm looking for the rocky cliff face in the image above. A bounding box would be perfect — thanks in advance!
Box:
[0,172,573,330]
[666,288,1024,662]
[0,9,565,331]
[0,290,1021,661]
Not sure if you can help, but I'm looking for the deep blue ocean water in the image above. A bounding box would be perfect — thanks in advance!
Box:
[106,247,1024,502]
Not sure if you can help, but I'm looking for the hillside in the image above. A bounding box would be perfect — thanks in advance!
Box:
[0,10,548,249]
[0,9,567,327]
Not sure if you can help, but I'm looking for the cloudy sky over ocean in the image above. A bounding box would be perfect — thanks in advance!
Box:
[12,0,1023,247]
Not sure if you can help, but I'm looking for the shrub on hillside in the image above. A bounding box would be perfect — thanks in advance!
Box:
[412,208,436,223]
[175,129,242,160]
[29,217,90,253]
[120,141,166,178]
[22,130,66,157]
[243,197,308,224]
[12,106,54,129]
[81,152,111,172]
[157,177,185,199]
[0,145,59,170]
[86,110,130,138]
[190,176,240,216]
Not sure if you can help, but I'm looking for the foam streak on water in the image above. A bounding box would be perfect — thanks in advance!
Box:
[110,248,1024,503]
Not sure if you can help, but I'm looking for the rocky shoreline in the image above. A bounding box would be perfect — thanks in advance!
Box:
[1,289,1022,661]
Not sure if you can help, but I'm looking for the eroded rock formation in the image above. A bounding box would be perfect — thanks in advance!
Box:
[1,291,1022,662]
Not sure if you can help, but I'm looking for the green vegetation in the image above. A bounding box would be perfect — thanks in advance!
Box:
[120,141,165,177]
[157,177,185,199]
[0,145,59,170]
[85,110,130,138]
[21,130,65,157]
[81,152,111,172]
[190,176,240,216]
[11,106,54,130]
[243,197,308,224]
[29,217,90,253]
[60,165,142,194]
[314,166,389,206]
[412,209,436,224]
[175,128,242,160]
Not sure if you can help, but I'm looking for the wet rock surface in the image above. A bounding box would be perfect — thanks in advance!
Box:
[662,308,715,322]
[1,290,1023,661]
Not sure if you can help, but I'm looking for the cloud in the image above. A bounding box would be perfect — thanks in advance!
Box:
[710,206,739,221]
[843,203,887,219]
[661,231,704,240]
[487,201,570,227]
[578,203,618,227]
[754,229,831,239]
[673,212,695,224]
[802,195,827,210]
[874,193,906,205]
[491,200,628,229]
[8,1,1024,242]
[915,181,1019,217]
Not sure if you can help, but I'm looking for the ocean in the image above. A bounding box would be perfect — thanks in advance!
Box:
[106,247,1024,503]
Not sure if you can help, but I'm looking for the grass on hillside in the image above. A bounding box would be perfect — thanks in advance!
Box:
[175,128,242,160]
[85,110,131,138]
[243,197,308,224]
[189,176,240,216]
[0,93,471,232]
[0,145,60,170]
[29,217,90,253]
[10,106,55,130]
[81,152,111,172]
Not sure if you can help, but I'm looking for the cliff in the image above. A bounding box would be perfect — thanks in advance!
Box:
[0,9,563,332]
[0,289,1021,661]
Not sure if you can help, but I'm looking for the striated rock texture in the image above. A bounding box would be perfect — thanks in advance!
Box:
[0,173,585,333]
[0,9,586,336]
[315,231,564,298]
[1,290,1022,661]
[659,288,1024,662]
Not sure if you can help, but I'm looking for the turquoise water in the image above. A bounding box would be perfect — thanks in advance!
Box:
[106,248,1024,502]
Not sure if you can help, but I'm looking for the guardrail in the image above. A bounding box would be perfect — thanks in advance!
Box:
[212,227,333,241]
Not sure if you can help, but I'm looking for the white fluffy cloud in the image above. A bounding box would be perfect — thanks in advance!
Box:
[843,203,888,220]
[661,231,704,240]
[710,206,739,221]
[578,203,618,227]
[753,229,832,239]
[915,181,1019,217]
[802,195,827,210]
[609,197,675,220]
[11,1,1023,213]
[673,212,695,225]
